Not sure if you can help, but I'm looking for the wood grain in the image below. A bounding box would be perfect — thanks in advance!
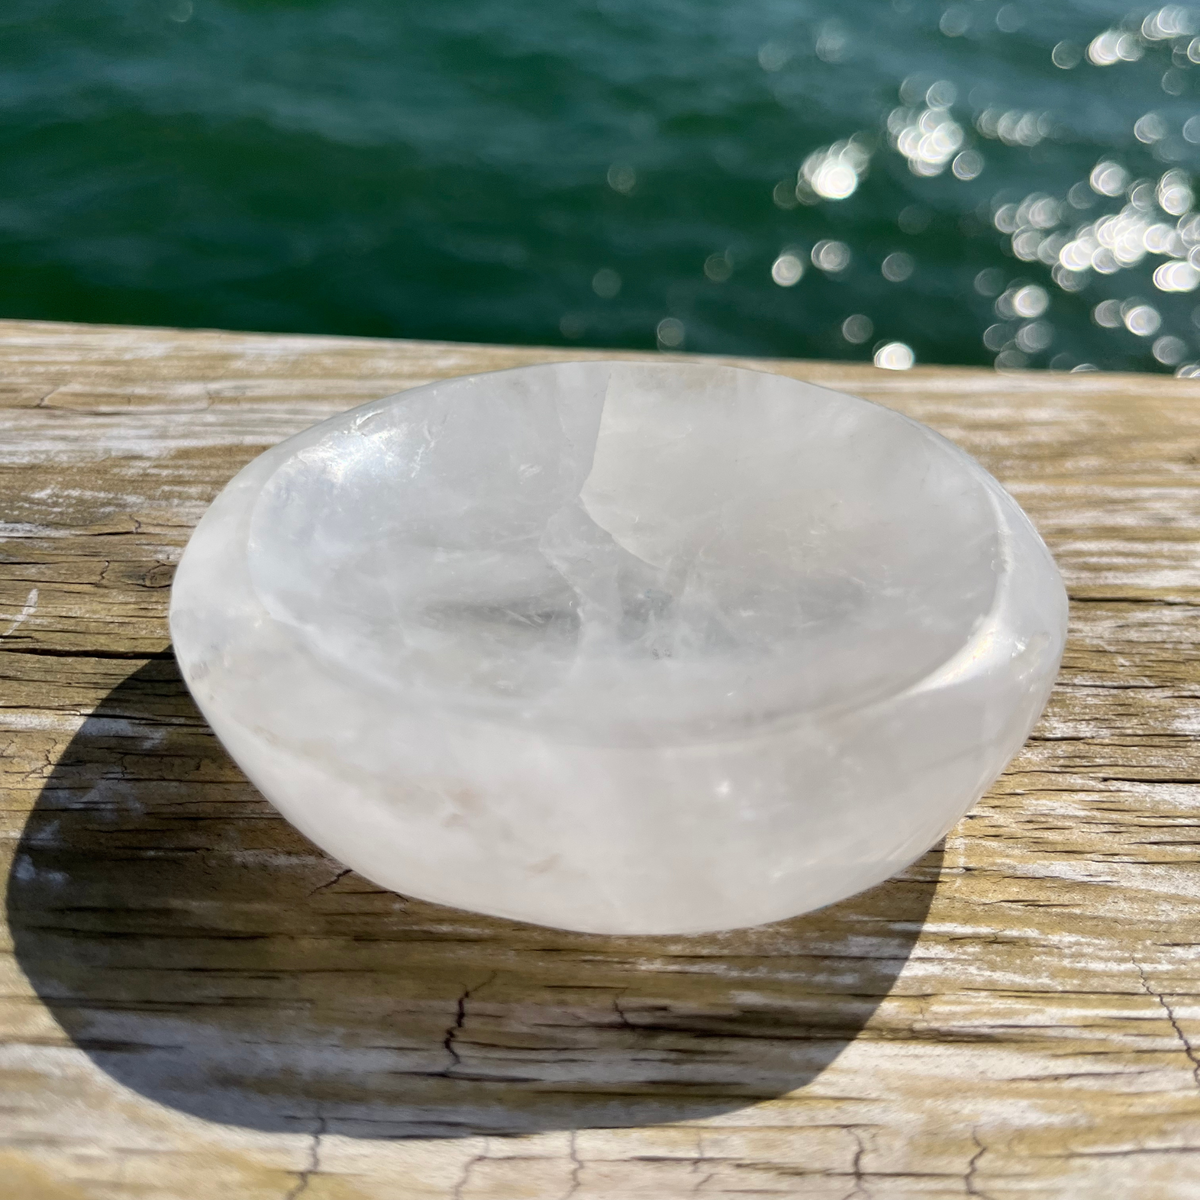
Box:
[2,318,1199,1198]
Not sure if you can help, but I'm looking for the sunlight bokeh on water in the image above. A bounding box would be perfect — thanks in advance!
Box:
[3,1,1200,371]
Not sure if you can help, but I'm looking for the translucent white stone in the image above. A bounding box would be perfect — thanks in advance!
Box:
[170,362,1067,934]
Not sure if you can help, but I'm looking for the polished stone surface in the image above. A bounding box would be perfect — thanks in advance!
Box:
[170,362,1067,934]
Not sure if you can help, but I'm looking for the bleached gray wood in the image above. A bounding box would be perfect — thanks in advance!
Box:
[2,319,1199,1198]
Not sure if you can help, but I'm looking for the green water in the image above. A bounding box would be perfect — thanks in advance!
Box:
[4,0,1200,371]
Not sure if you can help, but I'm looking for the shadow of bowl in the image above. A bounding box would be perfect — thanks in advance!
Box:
[7,659,943,1140]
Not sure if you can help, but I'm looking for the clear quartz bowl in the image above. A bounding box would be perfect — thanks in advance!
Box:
[170,361,1067,934]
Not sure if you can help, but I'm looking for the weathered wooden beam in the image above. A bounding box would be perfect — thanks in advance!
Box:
[2,319,1199,1198]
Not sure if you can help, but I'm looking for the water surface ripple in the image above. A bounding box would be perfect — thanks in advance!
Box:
[4,0,1200,372]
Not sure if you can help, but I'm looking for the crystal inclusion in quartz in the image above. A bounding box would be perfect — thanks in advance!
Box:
[170,362,1067,935]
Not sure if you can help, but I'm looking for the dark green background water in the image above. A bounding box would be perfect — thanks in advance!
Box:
[4,0,1199,371]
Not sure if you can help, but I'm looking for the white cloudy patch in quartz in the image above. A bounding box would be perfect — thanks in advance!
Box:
[170,362,1067,935]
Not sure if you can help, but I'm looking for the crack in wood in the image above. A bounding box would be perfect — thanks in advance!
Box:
[965,1129,995,1200]
[1133,958,1200,1093]
[560,1130,583,1200]
[283,1114,326,1200]
[443,972,499,1072]
[451,1139,489,1200]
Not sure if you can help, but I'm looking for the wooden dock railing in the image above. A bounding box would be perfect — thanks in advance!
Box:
[2,319,1200,1198]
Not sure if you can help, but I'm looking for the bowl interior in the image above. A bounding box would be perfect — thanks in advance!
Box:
[246,362,1000,741]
